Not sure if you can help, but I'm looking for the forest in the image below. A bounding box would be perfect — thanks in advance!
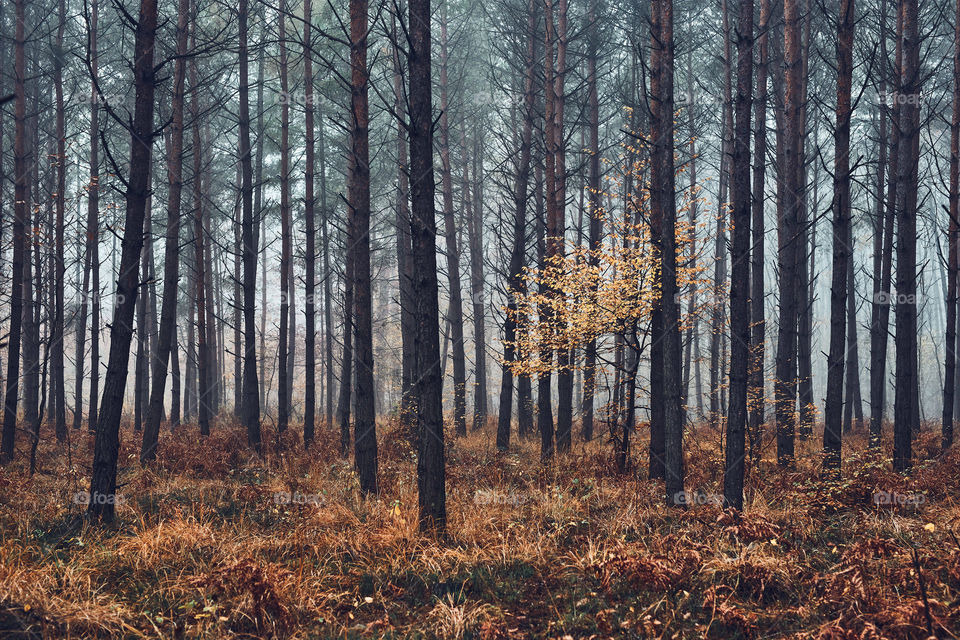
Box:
[1,0,959,636]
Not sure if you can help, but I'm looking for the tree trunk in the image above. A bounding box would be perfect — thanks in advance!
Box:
[303,0,317,448]
[497,0,537,451]
[87,0,159,522]
[437,9,468,438]
[581,0,600,443]
[870,0,898,448]
[238,0,261,451]
[392,11,416,434]
[191,39,210,438]
[748,0,770,455]
[319,113,334,432]
[775,0,802,466]
[823,0,854,473]
[277,0,291,436]
[348,0,377,492]
[943,0,959,452]
[893,0,920,472]
[724,0,753,509]
[551,0,573,454]
[409,0,446,533]
[464,126,487,433]
[1,0,26,463]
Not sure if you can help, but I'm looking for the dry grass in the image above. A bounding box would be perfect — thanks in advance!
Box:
[0,417,958,638]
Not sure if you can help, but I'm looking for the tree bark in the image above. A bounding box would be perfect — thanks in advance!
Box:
[409,0,446,533]
[1,0,26,463]
[943,0,959,452]
[238,0,261,451]
[303,0,317,448]
[87,0,159,522]
[724,0,753,510]
[893,0,920,472]
[775,0,802,466]
[438,8,468,438]
[748,0,770,457]
[823,0,855,473]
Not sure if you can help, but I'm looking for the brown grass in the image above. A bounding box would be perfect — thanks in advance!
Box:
[0,418,958,639]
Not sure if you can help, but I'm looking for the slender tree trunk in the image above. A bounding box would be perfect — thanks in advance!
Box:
[348,0,377,492]
[238,0,261,450]
[74,0,100,433]
[843,253,864,433]
[51,0,67,441]
[1,0,26,463]
[392,11,416,433]
[943,0,959,452]
[303,0,317,447]
[870,0,898,447]
[775,0,802,466]
[497,0,537,451]
[437,9,467,438]
[796,0,815,438]
[88,0,159,521]
[552,0,573,454]
[823,0,855,473]
[191,40,210,438]
[893,0,920,471]
[724,0,753,510]
[581,0,600,443]
[409,0,446,533]
[277,0,291,436]
[319,115,334,432]
[748,0,770,454]
[464,126,487,433]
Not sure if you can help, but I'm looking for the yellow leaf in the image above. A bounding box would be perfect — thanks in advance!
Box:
[924,523,936,532]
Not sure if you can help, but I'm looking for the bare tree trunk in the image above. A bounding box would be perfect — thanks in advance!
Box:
[870,0,898,448]
[409,0,446,533]
[464,126,487,433]
[581,0,600,443]
[823,0,854,473]
[893,0,920,472]
[87,0,159,522]
[277,0,291,436]
[711,0,732,432]
[843,253,864,434]
[74,0,99,433]
[943,0,959,453]
[796,0,814,438]
[438,8,467,438]
[775,0,802,466]
[551,0,573,454]
[650,0,683,502]
[303,0,317,447]
[238,0,261,450]
[497,0,537,451]
[748,0,770,455]
[319,114,334,432]
[392,10,416,434]
[724,0,753,509]
[348,0,377,491]
[51,0,67,441]
[191,42,210,438]
[1,0,26,463]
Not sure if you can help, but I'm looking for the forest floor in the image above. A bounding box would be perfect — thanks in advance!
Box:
[0,418,958,639]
